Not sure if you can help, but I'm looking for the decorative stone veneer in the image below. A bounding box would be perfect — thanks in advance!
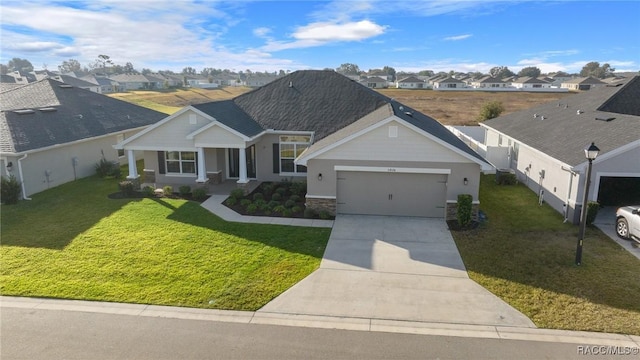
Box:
[446,202,480,222]
[305,197,337,216]
[143,169,155,183]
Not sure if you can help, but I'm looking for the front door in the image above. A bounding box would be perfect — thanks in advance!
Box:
[228,145,256,178]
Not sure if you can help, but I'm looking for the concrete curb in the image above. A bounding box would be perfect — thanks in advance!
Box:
[3,296,639,347]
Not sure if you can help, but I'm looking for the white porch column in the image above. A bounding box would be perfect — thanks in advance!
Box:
[126,150,138,179]
[237,147,248,184]
[196,147,207,183]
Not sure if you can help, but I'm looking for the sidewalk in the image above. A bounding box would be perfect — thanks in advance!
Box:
[3,296,639,347]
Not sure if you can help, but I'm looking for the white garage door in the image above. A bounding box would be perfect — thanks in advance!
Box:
[336,171,447,217]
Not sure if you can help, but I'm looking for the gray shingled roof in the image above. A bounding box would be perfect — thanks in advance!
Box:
[195,70,488,165]
[563,76,606,85]
[0,79,166,153]
[483,76,640,166]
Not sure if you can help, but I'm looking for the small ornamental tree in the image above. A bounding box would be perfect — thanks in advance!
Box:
[478,101,505,121]
[1,175,22,204]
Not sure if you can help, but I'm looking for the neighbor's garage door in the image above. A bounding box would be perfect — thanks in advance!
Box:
[597,176,640,206]
[336,171,447,217]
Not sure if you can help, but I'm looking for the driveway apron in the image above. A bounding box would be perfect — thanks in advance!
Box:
[258,215,535,327]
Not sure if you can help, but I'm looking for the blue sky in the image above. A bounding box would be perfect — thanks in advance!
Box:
[1,0,639,74]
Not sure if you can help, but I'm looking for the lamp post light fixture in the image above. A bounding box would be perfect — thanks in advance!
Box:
[575,142,600,266]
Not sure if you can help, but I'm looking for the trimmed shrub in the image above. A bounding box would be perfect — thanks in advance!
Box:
[284,199,296,208]
[119,180,135,197]
[110,165,122,179]
[303,207,317,219]
[230,188,245,199]
[255,199,269,211]
[289,182,307,196]
[282,209,292,217]
[271,193,282,201]
[240,199,252,207]
[586,201,600,225]
[1,175,21,205]
[273,205,287,214]
[179,185,191,197]
[192,188,207,201]
[246,204,258,214]
[142,185,155,197]
[268,200,280,209]
[497,173,517,185]
[263,209,272,216]
[319,210,332,220]
[253,193,264,201]
[291,206,302,214]
[163,185,173,195]
[261,182,275,196]
[225,197,237,206]
[275,187,287,196]
[289,194,301,203]
[457,194,473,227]
[478,101,505,121]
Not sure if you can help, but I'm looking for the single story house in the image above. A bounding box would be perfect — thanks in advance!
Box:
[510,77,551,89]
[471,76,507,89]
[396,76,425,89]
[433,77,467,89]
[359,76,388,89]
[561,76,607,91]
[481,76,640,223]
[81,75,119,94]
[0,79,166,198]
[110,73,152,90]
[116,70,492,219]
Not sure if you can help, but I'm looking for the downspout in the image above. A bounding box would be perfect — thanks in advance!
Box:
[17,153,32,200]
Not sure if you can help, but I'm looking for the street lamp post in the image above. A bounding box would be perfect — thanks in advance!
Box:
[576,142,600,266]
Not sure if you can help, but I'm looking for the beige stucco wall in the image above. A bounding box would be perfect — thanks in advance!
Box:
[125,110,212,151]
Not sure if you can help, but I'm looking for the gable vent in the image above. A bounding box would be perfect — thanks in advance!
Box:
[13,109,35,115]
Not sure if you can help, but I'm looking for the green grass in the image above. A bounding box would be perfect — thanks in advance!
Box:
[1,175,330,310]
[452,174,640,335]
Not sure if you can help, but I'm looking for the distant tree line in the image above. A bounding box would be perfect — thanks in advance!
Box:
[0,57,630,80]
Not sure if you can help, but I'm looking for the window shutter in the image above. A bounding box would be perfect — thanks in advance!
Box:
[272,143,279,173]
[158,151,165,174]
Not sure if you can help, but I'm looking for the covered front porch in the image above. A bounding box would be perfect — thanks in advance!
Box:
[123,145,258,193]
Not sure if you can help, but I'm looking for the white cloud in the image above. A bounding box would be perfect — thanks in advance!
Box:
[253,27,272,38]
[443,34,472,41]
[262,20,387,51]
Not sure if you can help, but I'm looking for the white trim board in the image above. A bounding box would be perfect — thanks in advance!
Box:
[334,165,451,174]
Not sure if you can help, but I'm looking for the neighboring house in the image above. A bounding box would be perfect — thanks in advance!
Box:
[144,73,169,89]
[81,75,119,94]
[0,74,21,92]
[561,76,607,91]
[366,70,394,82]
[116,70,492,219]
[245,74,279,87]
[396,76,425,89]
[471,76,507,89]
[511,77,551,89]
[51,74,100,93]
[359,76,388,89]
[481,76,640,223]
[0,79,166,198]
[32,70,59,81]
[211,73,240,87]
[433,77,467,90]
[184,75,209,87]
[110,73,152,90]
[5,71,34,85]
[427,74,448,86]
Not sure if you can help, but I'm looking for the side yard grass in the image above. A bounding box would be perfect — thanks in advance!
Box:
[1,176,330,310]
[452,174,640,335]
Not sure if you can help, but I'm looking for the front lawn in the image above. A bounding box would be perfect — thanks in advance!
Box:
[452,174,640,335]
[1,176,330,310]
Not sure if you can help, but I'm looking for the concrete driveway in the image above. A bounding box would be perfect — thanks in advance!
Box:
[259,215,535,328]
[593,207,640,261]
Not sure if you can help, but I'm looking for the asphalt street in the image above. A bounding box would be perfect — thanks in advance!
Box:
[1,307,628,360]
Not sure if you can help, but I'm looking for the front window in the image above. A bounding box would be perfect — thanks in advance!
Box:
[280,135,310,174]
[165,151,196,174]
